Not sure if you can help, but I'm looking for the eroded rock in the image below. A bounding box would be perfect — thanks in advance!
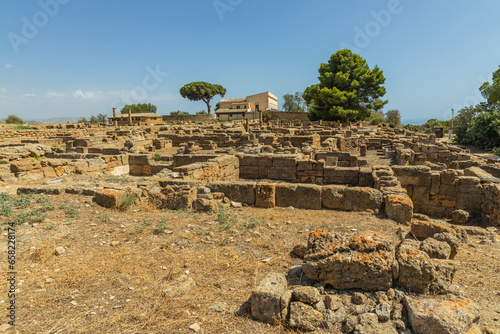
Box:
[303,230,395,291]
[404,296,481,334]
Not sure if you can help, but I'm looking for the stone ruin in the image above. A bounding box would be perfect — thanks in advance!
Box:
[250,223,479,333]
[0,119,499,333]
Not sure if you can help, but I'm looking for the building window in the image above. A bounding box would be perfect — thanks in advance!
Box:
[150,117,156,120]
[236,106,240,109]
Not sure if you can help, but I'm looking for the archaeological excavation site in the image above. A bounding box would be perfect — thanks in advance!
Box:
[0,119,499,334]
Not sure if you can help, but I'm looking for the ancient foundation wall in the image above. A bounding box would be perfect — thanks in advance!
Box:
[392,165,500,226]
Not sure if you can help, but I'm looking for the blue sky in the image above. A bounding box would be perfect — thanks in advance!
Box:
[1,0,500,124]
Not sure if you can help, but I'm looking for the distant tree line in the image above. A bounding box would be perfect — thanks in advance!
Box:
[366,109,401,127]
[120,103,157,114]
[77,114,108,124]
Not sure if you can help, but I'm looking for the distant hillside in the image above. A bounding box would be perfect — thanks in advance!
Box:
[25,117,81,124]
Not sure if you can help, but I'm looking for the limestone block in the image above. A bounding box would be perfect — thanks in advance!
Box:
[255,182,275,208]
[404,296,480,334]
[207,181,256,205]
[250,272,288,324]
[275,184,322,210]
[322,186,383,212]
[385,194,413,224]
[303,230,395,291]
[324,167,359,185]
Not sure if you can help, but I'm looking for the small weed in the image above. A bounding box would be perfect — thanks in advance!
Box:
[107,175,131,184]
[217,203,237,231]
[261,243,271,249]
[14,212,29,225]
[41,181,48,185]
[154,153,162,161]
[195,226,203,235]
[15,194,32,209]
[29,209,46,223]
[119,193,137,210]
[45,223,55,230]
[243,217,261,229]
[134,226,145,234]
[0,193,11,203]
[99,214,110,222]
[66,207,79,218]
[220,237,229,246]
[0,202,12,217]
[134,238,140,243]
[154,217,168,235]
[38,195,55,211]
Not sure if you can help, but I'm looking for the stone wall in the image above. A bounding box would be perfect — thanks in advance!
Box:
[392,165,500,227]
[269,111,310,121]
[162,114,215,122]
[238,154,369,184]
[173,155,239,182]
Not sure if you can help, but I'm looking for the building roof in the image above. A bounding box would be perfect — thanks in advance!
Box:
[219,98,247,103]
[247,91,278,100]
[110,112,160,119]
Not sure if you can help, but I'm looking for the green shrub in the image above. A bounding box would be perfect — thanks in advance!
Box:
[15,194,32,209]
[492,147,500,157]
[5,115,24,124]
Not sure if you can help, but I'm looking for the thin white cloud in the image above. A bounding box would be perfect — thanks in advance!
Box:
[72,89,98,99]
[45,91,66,99]
[5,64,13,70]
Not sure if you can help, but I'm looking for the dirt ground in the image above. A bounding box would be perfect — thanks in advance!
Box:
[0,176,499,334]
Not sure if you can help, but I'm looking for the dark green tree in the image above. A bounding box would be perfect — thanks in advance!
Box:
[5,114,24,124]
[454,103,500,148]
[303,49,387,122]
[77,117,88,123]
[282,92,307,113]
[480,65,500,106]
[120,103,157,114]
[179,81,226,115]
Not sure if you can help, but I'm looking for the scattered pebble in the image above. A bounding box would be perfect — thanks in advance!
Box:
[54,246,65,256]
[189,323,200,332]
